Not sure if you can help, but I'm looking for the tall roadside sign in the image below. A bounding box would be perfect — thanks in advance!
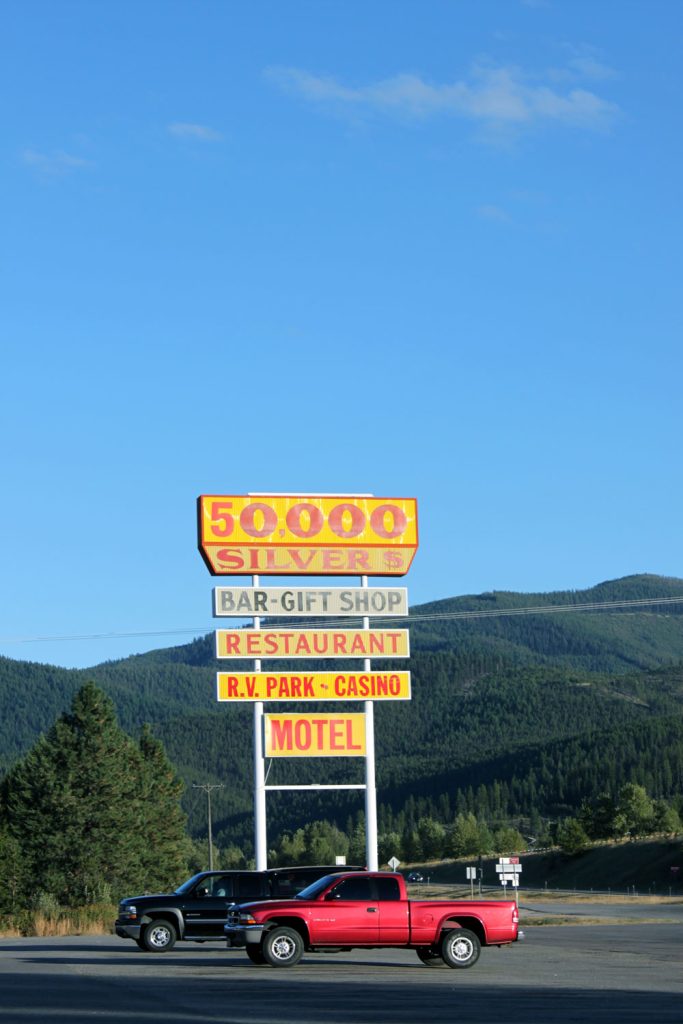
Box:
[197,493,418,871]
[197,495,418,576]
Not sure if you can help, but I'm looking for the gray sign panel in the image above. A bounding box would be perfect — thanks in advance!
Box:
[214,587,408,618]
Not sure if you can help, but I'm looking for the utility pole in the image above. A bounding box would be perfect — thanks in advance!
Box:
[193,783,224,870]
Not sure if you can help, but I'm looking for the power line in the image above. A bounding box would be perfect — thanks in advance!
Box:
[1,594,682,646]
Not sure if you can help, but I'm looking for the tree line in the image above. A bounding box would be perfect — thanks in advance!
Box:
[1,678,682,918]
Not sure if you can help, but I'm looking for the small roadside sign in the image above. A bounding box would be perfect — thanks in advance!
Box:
[497,858,522,905]
[388,857,401,871]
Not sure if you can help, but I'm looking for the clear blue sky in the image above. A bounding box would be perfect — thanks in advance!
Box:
[2,1,681,669]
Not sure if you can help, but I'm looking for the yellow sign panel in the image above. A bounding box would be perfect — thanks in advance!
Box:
[216,671,411,702]
[215,629,410,659]
[264,714,366,757]
[197,494,418,576]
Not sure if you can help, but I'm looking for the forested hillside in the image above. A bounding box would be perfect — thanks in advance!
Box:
[1,574,682,855]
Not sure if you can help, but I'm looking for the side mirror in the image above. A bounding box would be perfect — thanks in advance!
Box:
[196,886,209,898]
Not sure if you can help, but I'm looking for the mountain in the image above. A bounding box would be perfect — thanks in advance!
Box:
[1,574,682,851]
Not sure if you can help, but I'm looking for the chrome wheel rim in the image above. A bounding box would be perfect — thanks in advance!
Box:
[271,934,296,961]
[149,926,171,948]
[448,936,474,962]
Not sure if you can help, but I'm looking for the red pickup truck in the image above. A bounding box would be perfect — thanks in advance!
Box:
[224,871,522,969]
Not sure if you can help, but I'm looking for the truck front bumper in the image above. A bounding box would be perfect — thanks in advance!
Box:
[115,922,142,940]
[224,923,265,948]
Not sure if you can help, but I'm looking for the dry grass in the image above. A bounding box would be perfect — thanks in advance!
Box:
[0,905,116,938]
[31,914,112,937]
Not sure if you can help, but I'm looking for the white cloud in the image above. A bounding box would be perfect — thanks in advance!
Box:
[21,149,92,175]
[168,122,223,142]
[568,55,616,81]
[266,60,620,135]
[477,204,513,224]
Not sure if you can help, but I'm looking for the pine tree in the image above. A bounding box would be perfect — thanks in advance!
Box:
[0,825,25,913]
[3,683,188,905]
[556,817,590,854]
[137,724,191,892]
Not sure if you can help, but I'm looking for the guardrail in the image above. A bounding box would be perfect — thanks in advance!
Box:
[406,882,683,900]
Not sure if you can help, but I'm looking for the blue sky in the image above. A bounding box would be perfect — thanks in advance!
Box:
[2,0,681,669]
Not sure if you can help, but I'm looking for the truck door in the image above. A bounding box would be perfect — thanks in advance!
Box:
[374,876,409,944]
[313,876,379,945]
[183,874,237,938]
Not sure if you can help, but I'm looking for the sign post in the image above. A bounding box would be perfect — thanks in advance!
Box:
[252,575,267,870]
[496,858,522,906]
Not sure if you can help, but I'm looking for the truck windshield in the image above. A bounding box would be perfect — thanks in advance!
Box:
[175,874,205,894]
[295,875,339,899]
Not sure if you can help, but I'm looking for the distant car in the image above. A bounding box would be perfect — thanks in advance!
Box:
[407,871,424,883]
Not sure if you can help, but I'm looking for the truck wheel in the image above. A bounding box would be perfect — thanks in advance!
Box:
[141,920,177,952]
[246,943,267,965]
[416,946,445,967]
[262,926,304,967]
[440,928,480,969]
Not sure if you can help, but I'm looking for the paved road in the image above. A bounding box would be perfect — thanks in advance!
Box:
[1,923,681,1024]
[520,899,683,922]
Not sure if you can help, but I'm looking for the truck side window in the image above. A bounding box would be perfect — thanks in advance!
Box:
[211,877,234,898]
[272,873,299,897]
[374,877,401,901]
[235,875,268,900]
[327,877,373,901]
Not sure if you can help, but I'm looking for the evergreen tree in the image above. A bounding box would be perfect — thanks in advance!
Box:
[556,817,590,854]
[347,821,366,865]
[417,816,446,860]
[137,723,191,891]
[301,820,349,865]
[402,827,423,862]
[580,793,618,840]
[448,813,485,857]
[615,783,655,838]
[652,800,681,835]
[0,825,25,913]
[492,827,526,855]
[377,831,402,866]
[4,682,187,905]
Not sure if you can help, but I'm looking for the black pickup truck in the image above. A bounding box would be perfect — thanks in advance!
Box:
[115,865,363,951]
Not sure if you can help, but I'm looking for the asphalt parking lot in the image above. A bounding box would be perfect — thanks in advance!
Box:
[1,919,681,1024]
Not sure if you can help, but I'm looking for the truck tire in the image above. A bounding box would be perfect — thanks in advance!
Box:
[246,943,267,965]
[440,928,480,969]
[262,926,304,967]
[141,919,177,952]
[416,946,445,967]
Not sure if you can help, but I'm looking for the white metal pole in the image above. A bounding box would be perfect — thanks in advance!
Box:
[207,785,213,870]
[252,574,267,869]
[362,574,379,871]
